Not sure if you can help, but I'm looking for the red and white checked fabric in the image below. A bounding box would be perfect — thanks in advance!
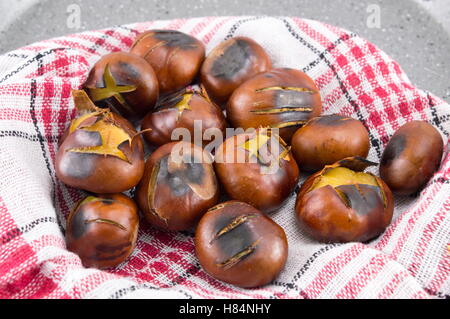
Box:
[0,16,449,299]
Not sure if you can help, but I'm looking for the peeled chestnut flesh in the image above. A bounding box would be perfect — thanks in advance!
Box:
[195,201,288,288]
[227,68,322,142]
[142,89,227,147]
[214,129,299,213]
[66,194,139,269]
[292,114,370,172]
[201,36,272,106]
[56,91,145,194]
[380,121,444,195]
[130,29,205,95]
[136,141,220,231]
[296,157,394,243]
[84,51,159,119]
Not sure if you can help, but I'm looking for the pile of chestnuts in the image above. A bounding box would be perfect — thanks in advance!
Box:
[56,29,445,289]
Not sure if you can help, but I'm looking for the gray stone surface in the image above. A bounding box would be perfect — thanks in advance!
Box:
[0,0,449,102]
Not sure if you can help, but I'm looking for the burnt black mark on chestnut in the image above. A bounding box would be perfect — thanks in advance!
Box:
[214,222,256,264]
[184,162,205,184]
[61,152,96,179]
[95,241,132,253]
[336,184,383,216]
[152,30,198,49]
[315,114,348,126]
[157,156,190,197]
[273,91,315,122]
[70,208,87,239]
[117,61,141,82]
[381,134,406,167]
[210,39,252,79]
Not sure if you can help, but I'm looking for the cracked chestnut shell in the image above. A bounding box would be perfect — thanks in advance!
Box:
[136,141,220,231]
[214,129,299,213]
[201,36,272,106]
[227,68,322,142]
[130,29,205,95]
[295,157,394,243]
[141,89,227,147]
[195,201,288,288]
[56,91,145,194]
[380,121,444,195]
[292,114,370,172]
[66,194,139,269]
[84,52,159,119]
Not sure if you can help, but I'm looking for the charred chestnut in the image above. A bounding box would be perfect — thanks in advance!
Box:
[201,37,272,106]
[380,121,444,195]
[130,29,205,95]
[136,141,220,231]
[84,52,159,119]
[195,201,288,288]
[141,89,227,147]
[66,194,139,269]
[295,157,394,243]
[291,114,370,171]
[56,91,145,194]
[227,68,322,142]
[214,129,299,213]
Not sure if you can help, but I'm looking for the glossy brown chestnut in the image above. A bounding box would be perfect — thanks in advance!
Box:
[295,157,394,243]
[380,121,444,195]
[66,194,139,269]
[56,90,145,193]
[130,29,205,95]
[84,51,159,119]
[136,141,220,231]
[291,114,370,172]
[214,129,299,213]
[201,36,272,106]
[141,89,227,147]
[227,68,322,142]
[195,201,288,288]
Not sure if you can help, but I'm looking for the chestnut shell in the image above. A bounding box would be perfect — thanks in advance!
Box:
[379,121,444,195]
[195,201,288,288]
[66,194,139,269]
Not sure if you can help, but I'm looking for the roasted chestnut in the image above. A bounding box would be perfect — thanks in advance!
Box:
[66,194,139,269]
[227,68,322,142]
[214,129,299,213]
[56,90,145,194]
[141,89,227,147]
[136,141,220,231]
[291,114,370,171]
[130,29,205,95]
[380,121,444,195]
[195,201,288,288]
[84,51,159,119]
[295,157,394,243]
[201,36,272,106]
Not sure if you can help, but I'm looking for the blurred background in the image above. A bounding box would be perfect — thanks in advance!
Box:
[0,0,449,102]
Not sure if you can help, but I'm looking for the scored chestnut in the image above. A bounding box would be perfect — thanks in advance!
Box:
[130,29,205,95]
[84,51,159,119]
[141,88,227,147]
[56,90,145,194]
[295,157,394,243]
[136,141,220,231]
[291,114,370,172]
[380,121,444,195]
[227,68,322,142]
[195,201,288,288]
[201,36,272,106]
[214,128,299,213]
[66,194,139,269]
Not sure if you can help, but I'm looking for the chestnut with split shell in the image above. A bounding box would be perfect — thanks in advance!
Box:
[380,121,444,195]
[195,201,288,288]
[56,90,145,194]
[130,29,205,95]
[66,194,139,269]
[295,157,394,243]
[136,141,220,231]
[214,128,299,213]
[201,36,272,106]
[84,52,159,119]
[227,68,322,142]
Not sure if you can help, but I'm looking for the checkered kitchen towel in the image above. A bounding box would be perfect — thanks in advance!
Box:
[0,16,449,299]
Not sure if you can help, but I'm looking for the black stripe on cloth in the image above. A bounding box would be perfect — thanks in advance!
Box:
[0,217,58,245]
[0,130,59,143]
[6,53,29,59]
[109,283,194,300]
[427,92,449,137]
[425,288,450,299]
[224,16,266,40]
